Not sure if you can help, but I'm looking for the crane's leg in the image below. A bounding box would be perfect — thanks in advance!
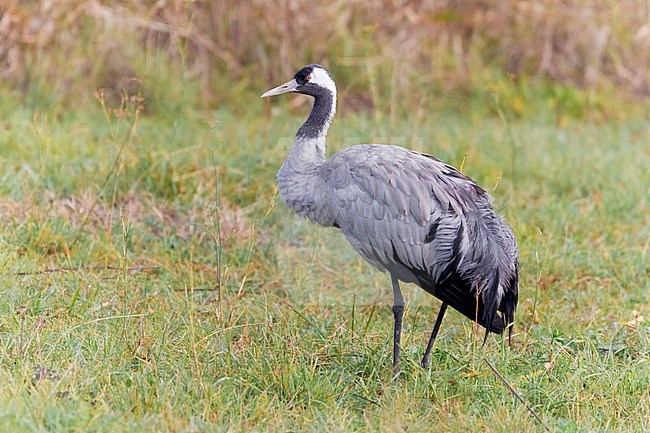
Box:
[391,275,404,375]
[420,302,448,368]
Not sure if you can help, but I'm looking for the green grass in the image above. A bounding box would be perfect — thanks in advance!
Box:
[0,84,648,432]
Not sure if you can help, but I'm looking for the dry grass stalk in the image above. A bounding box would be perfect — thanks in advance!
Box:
[0,191,253,245]
[0,0,648,103]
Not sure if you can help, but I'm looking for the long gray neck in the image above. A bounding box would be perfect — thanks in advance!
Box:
[285,89,336,170]
[277,88,337,225]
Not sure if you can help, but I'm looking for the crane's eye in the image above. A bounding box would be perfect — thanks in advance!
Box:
[305,75,312,81]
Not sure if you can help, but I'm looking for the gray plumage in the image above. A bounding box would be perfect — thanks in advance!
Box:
[262,64,519,371]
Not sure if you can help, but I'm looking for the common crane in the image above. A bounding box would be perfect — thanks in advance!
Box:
[262,64,519,372]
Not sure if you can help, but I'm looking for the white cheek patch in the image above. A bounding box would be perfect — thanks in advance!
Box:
[310,67,337,94]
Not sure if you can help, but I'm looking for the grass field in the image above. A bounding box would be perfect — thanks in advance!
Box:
[0,80,648,433]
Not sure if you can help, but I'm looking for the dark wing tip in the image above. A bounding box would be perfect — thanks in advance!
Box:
[488,313,505,334]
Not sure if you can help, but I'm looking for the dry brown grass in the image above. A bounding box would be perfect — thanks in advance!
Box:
[0,191,253,246]
[1,0,649,106]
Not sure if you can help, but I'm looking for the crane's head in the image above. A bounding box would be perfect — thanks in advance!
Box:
[261,64,336,99]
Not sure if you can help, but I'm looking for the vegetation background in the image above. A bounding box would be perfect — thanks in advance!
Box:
[0,1,648,432]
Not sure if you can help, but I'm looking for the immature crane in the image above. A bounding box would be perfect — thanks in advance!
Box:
[262,64,519,372]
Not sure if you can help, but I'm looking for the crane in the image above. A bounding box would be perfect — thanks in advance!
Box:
[262,64,519,372]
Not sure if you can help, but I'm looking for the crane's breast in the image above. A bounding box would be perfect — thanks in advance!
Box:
[277,161,337,226]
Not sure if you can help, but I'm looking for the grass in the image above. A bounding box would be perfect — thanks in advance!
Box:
[0,80,648,433]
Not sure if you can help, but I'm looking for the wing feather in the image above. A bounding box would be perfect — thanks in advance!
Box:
[325,145,480,274]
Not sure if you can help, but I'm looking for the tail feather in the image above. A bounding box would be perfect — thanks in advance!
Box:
[385,215,519,338]
[421,271,505,335]
[498,260,519,339]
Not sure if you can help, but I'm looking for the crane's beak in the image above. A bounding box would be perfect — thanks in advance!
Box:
[261,79,299,98]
